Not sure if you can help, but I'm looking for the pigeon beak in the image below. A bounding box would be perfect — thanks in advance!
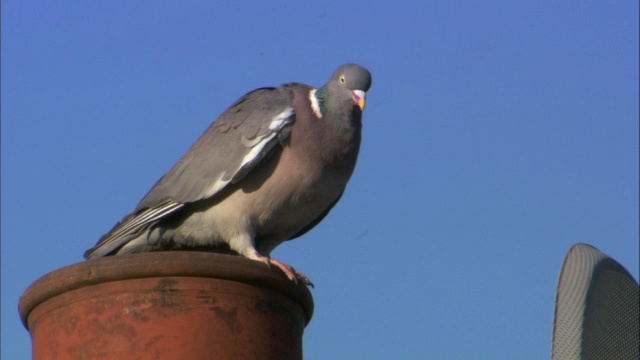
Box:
[352,90,366,110]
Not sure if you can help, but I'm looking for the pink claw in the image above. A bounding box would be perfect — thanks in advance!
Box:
[247,252,314,287]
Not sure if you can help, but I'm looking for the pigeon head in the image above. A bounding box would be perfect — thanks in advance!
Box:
[315,64,372,118]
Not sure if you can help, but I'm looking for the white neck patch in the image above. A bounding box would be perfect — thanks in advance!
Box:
[309,89,323,119]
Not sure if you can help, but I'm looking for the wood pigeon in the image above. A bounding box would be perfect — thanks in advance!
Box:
[84,64,372,286]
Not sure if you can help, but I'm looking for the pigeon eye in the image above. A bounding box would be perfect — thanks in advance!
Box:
[339,75,346,84]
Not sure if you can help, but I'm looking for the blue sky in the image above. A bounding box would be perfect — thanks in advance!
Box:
[2,2,638,359]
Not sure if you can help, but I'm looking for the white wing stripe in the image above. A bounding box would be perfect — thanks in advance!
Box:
[239,133,276,169]
[222,106,293,190]
[269,107,294,130]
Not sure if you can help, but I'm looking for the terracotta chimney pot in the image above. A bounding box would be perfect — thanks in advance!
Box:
[19,252,314,360]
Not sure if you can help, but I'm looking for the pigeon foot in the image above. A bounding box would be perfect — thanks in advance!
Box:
[247,252,314,288]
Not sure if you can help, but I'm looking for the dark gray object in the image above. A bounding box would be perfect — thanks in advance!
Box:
[552,243,639,359]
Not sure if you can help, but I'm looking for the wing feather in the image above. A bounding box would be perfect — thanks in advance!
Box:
[138,87,295,207]
[85,86,296,258]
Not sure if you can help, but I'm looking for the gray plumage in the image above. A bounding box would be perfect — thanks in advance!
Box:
[85,64,372,284]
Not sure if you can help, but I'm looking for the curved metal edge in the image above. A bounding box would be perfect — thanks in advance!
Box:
[19,252,314,329]
[552,243,606,359]
[551,243,639,359]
